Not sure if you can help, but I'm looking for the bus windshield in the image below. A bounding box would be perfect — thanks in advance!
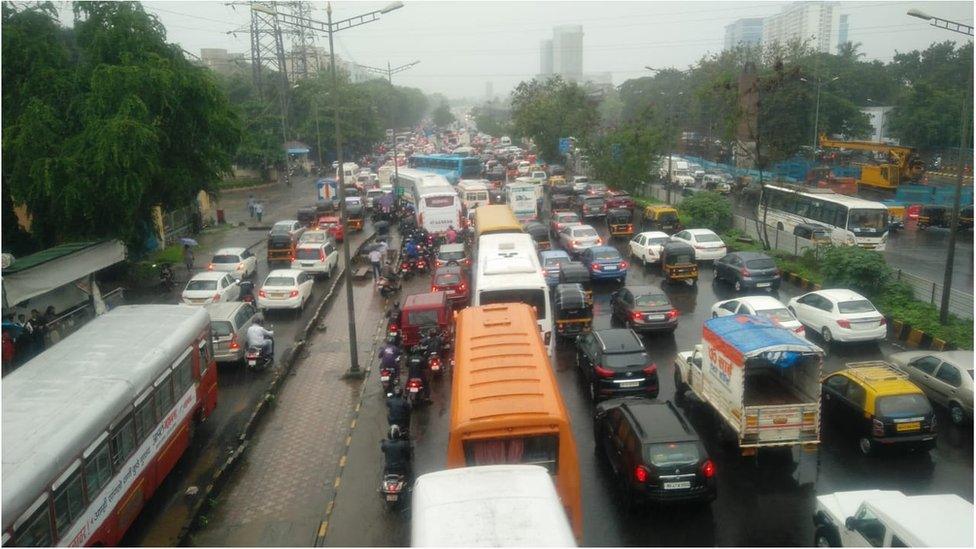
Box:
[847,209,888,232]
[479,289,547,320]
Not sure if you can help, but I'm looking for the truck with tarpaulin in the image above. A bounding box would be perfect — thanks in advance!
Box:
[316,178,338,211]
[673,315,824,455]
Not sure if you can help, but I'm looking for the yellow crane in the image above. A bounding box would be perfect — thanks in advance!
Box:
[818,134,926,190]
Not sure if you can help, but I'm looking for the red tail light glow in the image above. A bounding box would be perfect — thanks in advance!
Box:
[594,364,615,378]
[837,319,852,329]
[229,334,240,350]
[879,317,887,325]
[740,267,750,276]
[643,363,658,376]
[620,261,628,269]
[701,459,715,479]
[591,262,601,271]
[634,465,650,483]
[319,249,326,261]
[258,289,267,298]
[666,309,679,320]
[632,311,643,321]
[208,263,214,271]
[212,294,221,302]
[289,290,299,298]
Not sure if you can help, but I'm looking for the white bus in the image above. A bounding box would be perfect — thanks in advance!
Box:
[504,180,538,222]
[758,184,890,250]
[417,185,464,235]
[411,465,576,547]
[336,162,359,182]
[2,305,218,547]
[456,179,490,212]
[474,233,553,353]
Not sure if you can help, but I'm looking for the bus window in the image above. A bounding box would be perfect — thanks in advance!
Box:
[464,435,559,473]
[52,464,85,539]
[14,497,52,547]
[83,438,113,496]
[109,417,137,470]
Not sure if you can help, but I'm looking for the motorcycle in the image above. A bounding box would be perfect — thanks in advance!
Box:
[378,275,400,298]
[399,258,415,280]
[380,473,407,509]
[404,376,425,406]
[155,262,176,293]
[380,365,398,397]
[245,337,274,371]
[239,280,255,304]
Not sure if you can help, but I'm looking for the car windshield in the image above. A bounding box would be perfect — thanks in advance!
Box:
[746,258,776,269]
[648,237,669,246]
[211,321,233,337]
[479,289,547,321]
[301,232,327,243]
[592,249,620,260]
[186,280,217,291]
[604,351,649,369]
[644,442,700,467]
[574,228,598,238]
[558,214,579,223]
[876,394,932,418]
[212,254,239,264]
[264,276,296,287]
[407,309,440,326]
[584,198,604,205]
[758,308,794,323]
[435,273,461,286]
[838,299,876,314]
[847,209,888,231]
[271,224,292,233]
[544,257,570,269]
[635,293,670,307]
[695,233,721,243]
[296,248,321,260]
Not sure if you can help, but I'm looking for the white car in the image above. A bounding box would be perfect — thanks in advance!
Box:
[182,272,241,305]
[270,220,303,237]
[711,296,806,337]
[291,241,339,278]
[208,247,257,279]
[670,229,727,261]
[787,289,886,344]
[529,170,548,184]
[257,269,315,311]
[517,161,531,175]
[298,229,331,246]
[558,224,601,257]
[628,231,670,265]
[365,188,386,209]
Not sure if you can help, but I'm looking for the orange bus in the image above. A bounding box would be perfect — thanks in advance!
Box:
[448,303,582,539]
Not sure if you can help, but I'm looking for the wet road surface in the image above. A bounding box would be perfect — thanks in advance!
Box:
[326,215,973,547]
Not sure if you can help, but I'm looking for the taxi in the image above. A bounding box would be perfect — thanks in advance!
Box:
[821,362,937,456]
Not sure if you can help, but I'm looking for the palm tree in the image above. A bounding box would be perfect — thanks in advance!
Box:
[837,41,865,61]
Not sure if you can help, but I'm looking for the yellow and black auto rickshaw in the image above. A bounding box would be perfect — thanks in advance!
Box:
[660,241,698,285]
[558,262,592,305]
[606,208,634,239]
[346,203,365,232]
[917,205,948,230]
[643,205,681,234]
[524,221,551,251]
[960,205,974,230]
[553,283,593,339]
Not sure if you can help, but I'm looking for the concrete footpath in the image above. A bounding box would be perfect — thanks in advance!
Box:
[189,260,392,546]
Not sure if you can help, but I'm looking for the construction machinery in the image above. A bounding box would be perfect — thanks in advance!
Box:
[818,134,926,190]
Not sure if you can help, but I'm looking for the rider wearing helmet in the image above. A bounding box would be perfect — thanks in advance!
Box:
[385,392,411,437]
[378,336,402,378]
[380,425,412,476]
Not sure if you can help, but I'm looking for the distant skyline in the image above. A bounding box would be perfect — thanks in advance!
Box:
[54,1,973,98]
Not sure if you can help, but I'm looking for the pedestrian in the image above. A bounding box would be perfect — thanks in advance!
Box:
[247,194,256,218]
[369,247,383,283]
[183,244,195,274]
[2,330,15,367]
[378,239,390,263]
[254,201,264,223]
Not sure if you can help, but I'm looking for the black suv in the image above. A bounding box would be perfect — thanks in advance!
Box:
[594,398,716,505]
[576,329,658,401]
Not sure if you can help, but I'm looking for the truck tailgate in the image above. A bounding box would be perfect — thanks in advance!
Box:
[743,403,819,446]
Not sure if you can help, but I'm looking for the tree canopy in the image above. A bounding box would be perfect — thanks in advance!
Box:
[511,76,599,162]
[431,100,456,128]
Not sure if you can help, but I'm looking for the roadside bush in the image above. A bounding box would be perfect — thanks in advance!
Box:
[819,245,891,298]
[677,191,732,233]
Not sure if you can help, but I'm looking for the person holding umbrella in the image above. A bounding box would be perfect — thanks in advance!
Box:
[181,237,198,274]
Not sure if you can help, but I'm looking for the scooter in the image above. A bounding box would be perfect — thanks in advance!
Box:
[380,366,398,397]
[404,376,425,406]
[155,262,176,293]
[239,280,255,304]
[378,275,400,298]
[245,336,274,370]
[379,473,407,510]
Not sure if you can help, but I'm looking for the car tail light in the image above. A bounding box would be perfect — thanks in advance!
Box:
[596,237,603,244]
[878,317,887,325]
[573,240,581,247]
[431,285,438,292]
[594,364,615,378]
[229,334,240,350]
[319,249,326,261]
[591,262,601,271]
[208,263,214,271]
[212,294,221,302]
[872,418,884,437]
[289,290,299,298]
[695,245,706,250]
[259,289,267,298]
[794,326,806,336]
[666,309,679,320]
[458,281,466,291]
[634,465,650,483]
[632,311,643,321]
[700,459,715,479]
[740,267,749,276]
[642,363,657,376]
[401,262,409,270]
[619,261,628,269]
[836,319,852,329]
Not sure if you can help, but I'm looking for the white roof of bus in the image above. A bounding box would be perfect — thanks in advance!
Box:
[765,184,887,208]
[411,465,576,547]
[456,179,489,190]
[417,185,457,197]
[396,168,451,186]
[2,305,210,527]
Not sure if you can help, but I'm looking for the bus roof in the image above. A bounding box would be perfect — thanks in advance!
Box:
[764,184,888,209]
[451,304,567,429]
[474,205,523,236]
[411,465,576,547]
[2,305,210,528]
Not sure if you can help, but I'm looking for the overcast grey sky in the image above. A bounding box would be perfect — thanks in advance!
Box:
[59,1,974,98]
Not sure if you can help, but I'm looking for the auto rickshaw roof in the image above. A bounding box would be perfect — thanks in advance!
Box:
[646,205,678,214]
[663,241,695,254]
[559,262,590,282]
[554,283,588,307]
[523,222,548,236]
[403,291,448,309]
[607,208,632,219]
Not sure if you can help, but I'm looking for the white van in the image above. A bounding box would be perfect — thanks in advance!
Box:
[504,180,538,222]
[336,162,359,182]
[411,465,576,547]
[499,135,512,146]
[456,179,490,211]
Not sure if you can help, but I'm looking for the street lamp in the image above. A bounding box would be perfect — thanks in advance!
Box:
[646,66,685,204]
[359,60,421,193]
[865,98,888,142]
[799,75,839,163]
[253,1,404,376]
[906,9,973,324]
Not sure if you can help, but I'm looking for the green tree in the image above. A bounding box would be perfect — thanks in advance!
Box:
[431,100,455,128]
[677,192,733,232]
[820,245,892,298]
[587,108,664,192]
[2,2,240,249]
[471,102,514,138]
[511,76,599,162]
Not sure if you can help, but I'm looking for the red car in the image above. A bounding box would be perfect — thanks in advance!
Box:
[430,265,469,307]
[317,215,344,242]
[605,190,636,210]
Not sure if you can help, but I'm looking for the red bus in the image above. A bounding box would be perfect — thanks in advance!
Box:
[2,305,218,546]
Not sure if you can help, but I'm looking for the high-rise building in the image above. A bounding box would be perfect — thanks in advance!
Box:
[552,25,583,82]
[724,18,764,50]
[540,39,553,75]
[761,2,839,54]
[199,48,246,75]
[837,14,850,50]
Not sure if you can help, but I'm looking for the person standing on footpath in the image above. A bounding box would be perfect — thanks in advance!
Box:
[369,247,384,283]
[183,244,195,274]
[247,194,256,218]
[254,201,264,223]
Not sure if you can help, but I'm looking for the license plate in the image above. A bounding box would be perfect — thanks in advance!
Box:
[896,422,920,432]
[248,360,256,366]
[385,495,397,502]
[647,314,665,321]
[409,387,419,393]
[618,381,640,388]
[302,262,314,267]
[663,481,691,490]
[853,322,877,330]
[380,375,390,382]
[756,282,770,288]
[603,266,617,271]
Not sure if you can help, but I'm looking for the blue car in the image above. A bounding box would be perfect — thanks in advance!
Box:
[581,246,627,282]
[540,250,572,285]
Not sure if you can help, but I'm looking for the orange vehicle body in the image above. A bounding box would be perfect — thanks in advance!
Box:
[448,303,583,540]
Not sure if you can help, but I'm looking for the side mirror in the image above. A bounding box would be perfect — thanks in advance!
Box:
[844,517,857,531]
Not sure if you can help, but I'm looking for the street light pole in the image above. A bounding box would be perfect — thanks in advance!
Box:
[360,60,420,194]
[907,9,973,323]
[645,66,686,205]
[801,75,838,163]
